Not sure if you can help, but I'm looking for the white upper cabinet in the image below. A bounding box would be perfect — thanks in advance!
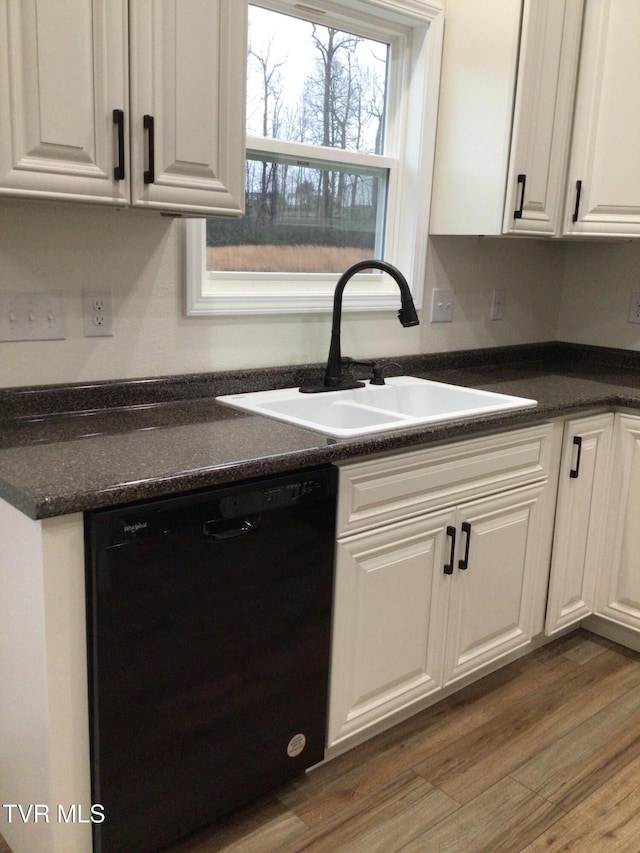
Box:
[563,0,640,237]
[0,0,129,205]
[128,0,245,215]
[502,0,583,236]
[0,0,246,215]
[430,0,583,236]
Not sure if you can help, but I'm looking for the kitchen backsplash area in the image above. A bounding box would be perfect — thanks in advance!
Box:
[1,199,639,389]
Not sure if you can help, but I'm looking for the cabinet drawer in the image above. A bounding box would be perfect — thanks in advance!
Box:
[336,424,553,537]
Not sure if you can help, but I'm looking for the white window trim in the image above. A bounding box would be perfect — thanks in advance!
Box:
[185,0,444,317]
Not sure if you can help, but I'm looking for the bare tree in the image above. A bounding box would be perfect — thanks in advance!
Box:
[305,26,360,220]
[243,17,386,242]
[248,37,285,224]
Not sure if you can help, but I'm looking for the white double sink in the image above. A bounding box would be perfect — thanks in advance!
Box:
[217,376,537,439]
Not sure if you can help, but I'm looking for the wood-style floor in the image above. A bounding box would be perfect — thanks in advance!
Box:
[3,628,640,853]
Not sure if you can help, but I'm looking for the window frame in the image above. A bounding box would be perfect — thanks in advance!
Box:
[185,0,444,317]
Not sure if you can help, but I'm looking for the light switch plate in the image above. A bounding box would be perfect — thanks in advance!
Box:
[430,288,454,322]
[0,292,66,341]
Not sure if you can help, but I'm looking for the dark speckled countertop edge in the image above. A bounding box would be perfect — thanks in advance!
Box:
[2,342,640,520]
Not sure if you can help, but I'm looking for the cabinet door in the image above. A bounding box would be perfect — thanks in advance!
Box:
[563,0,640,236]
[545,414,613,636]
[596,415,640,630]
[443,483,547,685]
[429,0,521,235]
[0,0,128,204]
[129,0,246,215]
[503,0,583,236]
[429,0,582,236]
[327,510,453,748]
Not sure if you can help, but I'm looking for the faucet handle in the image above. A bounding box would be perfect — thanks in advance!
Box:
[370,362,402,385]
[341,356,375,369]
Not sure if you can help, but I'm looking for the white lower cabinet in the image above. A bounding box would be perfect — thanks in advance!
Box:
[328,510,451,747]
[595,414,640,630]
[546,412,640,639]
[545,413,613,635]
[443,482,548,684]
[328,424,557,749]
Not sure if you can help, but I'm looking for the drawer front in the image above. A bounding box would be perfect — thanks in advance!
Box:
[336,424,553,538]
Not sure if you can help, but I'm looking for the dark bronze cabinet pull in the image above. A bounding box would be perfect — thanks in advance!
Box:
[458,521,471,570]
[570,435,583,478]
[113,109,125,181]
[143,114,155,184]
[444,525,456,575]
[572,180,582,223]
[514,173,526,219]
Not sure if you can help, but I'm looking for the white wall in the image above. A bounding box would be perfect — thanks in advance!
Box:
[2,201,640,390]
[557,240,640,348]
[0,201,571,389]
[426,236,564,351]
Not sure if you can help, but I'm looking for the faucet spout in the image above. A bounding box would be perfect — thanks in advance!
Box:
[300,259,420,393]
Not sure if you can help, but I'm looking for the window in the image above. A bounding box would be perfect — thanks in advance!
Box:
[185,0,444,316]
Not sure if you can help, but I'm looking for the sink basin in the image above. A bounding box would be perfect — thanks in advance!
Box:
[216,376,537,439]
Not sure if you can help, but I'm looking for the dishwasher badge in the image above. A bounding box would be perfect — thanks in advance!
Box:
[287,733,306,758]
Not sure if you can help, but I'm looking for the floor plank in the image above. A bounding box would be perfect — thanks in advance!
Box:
[278,772,458,853]
[521,751,640,852]
[398,776,565,853]
[512,681,640,811]
[412,645,640,803]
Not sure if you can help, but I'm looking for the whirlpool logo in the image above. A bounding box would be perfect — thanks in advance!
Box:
[122,521,148,535]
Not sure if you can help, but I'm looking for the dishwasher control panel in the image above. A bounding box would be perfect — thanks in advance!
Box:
[221,475,330,516]
[92,467,337,546]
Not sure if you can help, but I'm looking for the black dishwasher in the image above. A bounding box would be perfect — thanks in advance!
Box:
[85,466,337,853]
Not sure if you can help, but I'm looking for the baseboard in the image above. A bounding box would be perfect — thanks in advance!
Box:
[582,615,640,653]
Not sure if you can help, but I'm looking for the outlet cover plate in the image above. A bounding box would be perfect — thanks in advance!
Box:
[83,288,113,337]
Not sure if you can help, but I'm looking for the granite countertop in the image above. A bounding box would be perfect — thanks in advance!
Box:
[2,342,640,520]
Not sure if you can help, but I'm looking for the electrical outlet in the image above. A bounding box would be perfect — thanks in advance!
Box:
[83,289,113,337]
[0,292,66,341]
[628,291,640,324]
[430,288,454,323]
[491,288,506,321]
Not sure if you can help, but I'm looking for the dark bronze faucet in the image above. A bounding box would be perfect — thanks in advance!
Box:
[300,259,419,393]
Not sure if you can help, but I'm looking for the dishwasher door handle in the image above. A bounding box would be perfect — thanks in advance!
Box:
[203,514,261,540]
